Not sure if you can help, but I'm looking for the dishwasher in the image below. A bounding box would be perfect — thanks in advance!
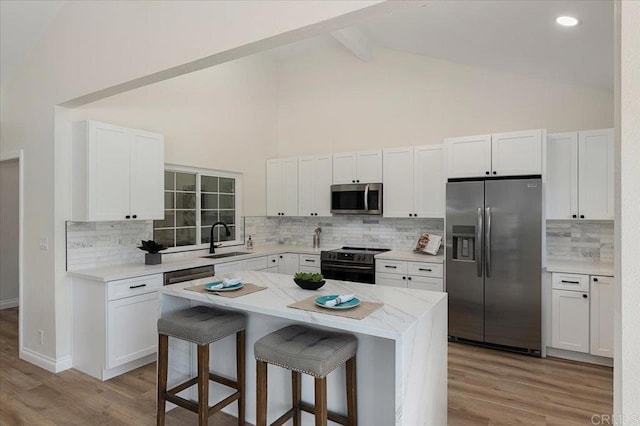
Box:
[163,265,215,286]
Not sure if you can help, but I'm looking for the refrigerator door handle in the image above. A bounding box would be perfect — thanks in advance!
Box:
[476,207,483,277]
[485,207,492,278]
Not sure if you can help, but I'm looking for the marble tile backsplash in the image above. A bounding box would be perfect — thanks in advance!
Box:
[66,217,613,270]
[546,220,614,263]
[66,221,153,270]
[244,216,444,251]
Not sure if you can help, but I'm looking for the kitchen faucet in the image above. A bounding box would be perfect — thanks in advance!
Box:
[209,222,231,253]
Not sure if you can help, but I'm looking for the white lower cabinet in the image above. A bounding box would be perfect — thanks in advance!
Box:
[590,275,614,357]
[107,291,159,369]
[299,254,321,274]
[73,274,162,381]
[278,253,299,274]
[551,289,590,353]
[375,259,443,291]
[550,272,613,358]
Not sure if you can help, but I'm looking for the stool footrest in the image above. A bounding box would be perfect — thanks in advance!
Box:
[300,402,349,425]
[164,392,198,413]
[208,391,241,416]
[168,377,198,395]
[270,407,296,426]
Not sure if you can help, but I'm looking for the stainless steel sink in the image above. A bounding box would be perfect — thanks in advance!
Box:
[201,251,250,259]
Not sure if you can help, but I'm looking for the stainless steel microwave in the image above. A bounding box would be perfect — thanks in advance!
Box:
[330,183,383,215]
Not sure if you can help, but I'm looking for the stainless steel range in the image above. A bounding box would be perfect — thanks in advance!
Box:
[320,247,390,284]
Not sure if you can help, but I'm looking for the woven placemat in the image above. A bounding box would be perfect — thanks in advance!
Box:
[185,282,266,298]
[287,295,383,320]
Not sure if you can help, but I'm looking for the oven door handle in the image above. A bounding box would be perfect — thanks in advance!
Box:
[322,263,372,271]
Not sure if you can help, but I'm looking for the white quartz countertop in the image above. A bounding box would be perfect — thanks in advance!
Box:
[546,260,614,276]
[67,245,336,282]
[376,250,444,263]
[160,270,447,340]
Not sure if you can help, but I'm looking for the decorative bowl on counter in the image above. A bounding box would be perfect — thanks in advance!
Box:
[293,278,326,290]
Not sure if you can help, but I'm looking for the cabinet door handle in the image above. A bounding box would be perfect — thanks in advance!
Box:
[418,268,432,272]
[583,294,588,299]
[561,280,580,284]
[132,214,137,219]
[272,259,276,263]
[572,214,577,218]
[580,215,585,219]
[402,276,406,280]
[305,259,315,263]
[385,265,397,269]
[129,284,147,289]
[407,276,412,280]
[593,277,599,282]
[125,215,131,219]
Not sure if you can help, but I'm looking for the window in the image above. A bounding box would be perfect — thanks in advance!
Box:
[154,167,241,250]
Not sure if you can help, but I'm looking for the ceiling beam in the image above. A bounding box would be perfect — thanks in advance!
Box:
[330,27,373,62]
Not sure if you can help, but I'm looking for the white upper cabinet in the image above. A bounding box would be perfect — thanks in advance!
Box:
[546,132,579,219]
[383,145,445,218]
[546,128,614,220]
[266,157,298,216]
[333,150,382,184]
[382,147,414,218]
[445,134,491,178]
[129,129,165,220]
[578,129,614,220]
[491,129,543,176]
[298,154,332,217]
[414,145,445,218]
[445,130,543,178]
[72,121,164,221]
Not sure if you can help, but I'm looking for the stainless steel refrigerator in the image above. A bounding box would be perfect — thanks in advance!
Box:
[446,177,542,355]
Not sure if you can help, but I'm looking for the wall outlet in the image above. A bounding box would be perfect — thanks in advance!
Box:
[38,330,44,345]
[39,236,48,250]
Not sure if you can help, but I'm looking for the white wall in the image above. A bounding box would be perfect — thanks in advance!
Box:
[276,46,613,155]
[0,159,19,308]
[615,0,640,419]
[72,54,279,216]
[0,0,390,369]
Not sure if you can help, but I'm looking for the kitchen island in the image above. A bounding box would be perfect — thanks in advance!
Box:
[159,270,447,425]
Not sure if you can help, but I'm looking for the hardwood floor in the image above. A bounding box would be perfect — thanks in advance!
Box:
[0,307,612,425]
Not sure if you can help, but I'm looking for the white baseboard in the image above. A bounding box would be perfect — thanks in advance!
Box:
[546,347,614,367]
[0,298,19,310]
[20,347,73,373]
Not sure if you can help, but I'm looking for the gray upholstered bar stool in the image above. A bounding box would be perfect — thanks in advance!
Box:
[156,306,247,426]
[254,324,358,426]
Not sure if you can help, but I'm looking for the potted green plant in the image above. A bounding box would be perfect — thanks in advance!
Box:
[293,272,326,290]
[137,240,168,265]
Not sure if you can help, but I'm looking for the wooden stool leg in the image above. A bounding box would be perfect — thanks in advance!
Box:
[256,360,268,426]
[156,334,169,426]
[236,330,246,426]
[346,356,358,426]
[292,371,302,426]
[197,344,210,426]
[314,377,327,426]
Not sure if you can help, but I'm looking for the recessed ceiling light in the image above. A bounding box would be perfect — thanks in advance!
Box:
[556,16,579,27]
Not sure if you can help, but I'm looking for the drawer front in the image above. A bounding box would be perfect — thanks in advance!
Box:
[376,259,408,275]
[552,272,589,292]
[214,260,243,275]
[408,276,443,292]
[245,256,268,271]
[267,255,279,267]
[299,254,320,267]
[107,274,162,301]
[408,262,443,278]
